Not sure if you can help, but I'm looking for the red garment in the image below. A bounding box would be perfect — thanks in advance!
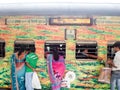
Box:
[52,61,66,79]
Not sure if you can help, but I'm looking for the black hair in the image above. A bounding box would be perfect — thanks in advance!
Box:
[18,47,25,57]
[53,47,59,61]
[112,41,120,49]
[31,47,35,52]
[25,47,35,54]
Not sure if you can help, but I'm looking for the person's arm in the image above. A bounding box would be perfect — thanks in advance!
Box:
[86,54,103,60]
[107,58,117,68]
[26,62,36,72]
[82,49,103,60]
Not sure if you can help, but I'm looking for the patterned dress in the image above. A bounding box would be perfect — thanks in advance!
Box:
[47,54,66,90]
[11,54,26,90]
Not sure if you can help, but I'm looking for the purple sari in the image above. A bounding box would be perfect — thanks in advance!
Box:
[47,54,66,90]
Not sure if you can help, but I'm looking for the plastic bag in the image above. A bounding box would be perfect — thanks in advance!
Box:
[61,78,71,88]
[32,72,41,89]
[61,71,76,88]
[98,67,111,84]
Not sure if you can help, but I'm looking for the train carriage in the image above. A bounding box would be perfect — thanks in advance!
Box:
[0,2,120,90]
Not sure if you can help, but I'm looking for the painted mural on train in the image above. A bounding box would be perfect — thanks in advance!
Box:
[0,16,120,89]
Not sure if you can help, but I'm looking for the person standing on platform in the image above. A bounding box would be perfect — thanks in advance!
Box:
[46,47,66,90]
[107,41,120,90]
[25,47,39,90]
[11,47,26,90]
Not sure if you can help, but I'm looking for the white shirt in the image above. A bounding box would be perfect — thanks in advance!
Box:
[112,50,120,71]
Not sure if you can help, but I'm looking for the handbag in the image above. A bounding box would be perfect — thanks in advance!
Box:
[98,67,111,84]
[32,72,41,89]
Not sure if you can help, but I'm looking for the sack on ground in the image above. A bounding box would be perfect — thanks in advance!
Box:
[98,67,111,84]
[32,72,41,89]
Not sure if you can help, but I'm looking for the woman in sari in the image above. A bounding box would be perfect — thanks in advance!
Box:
[11,47,26,90]
[47,47,66,90]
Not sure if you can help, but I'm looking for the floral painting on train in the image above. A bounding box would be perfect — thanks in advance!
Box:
[0,16,120,89]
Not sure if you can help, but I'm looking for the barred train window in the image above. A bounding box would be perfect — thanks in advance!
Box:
[107,41,116,59]
[14,39,35,52]
[76,40,98,59]
[0,39,5,58]
[44,40,66,58]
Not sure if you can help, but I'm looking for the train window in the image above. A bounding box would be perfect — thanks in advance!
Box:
[0,38,5,58]
[76,40,98,59]
[107,41,116,59]
[44,40,66,58]
[14,39,35,52]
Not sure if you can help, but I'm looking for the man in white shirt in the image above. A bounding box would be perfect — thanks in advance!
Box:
[109,41,120,90]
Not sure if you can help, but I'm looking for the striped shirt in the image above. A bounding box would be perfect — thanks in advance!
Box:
[26,52,38,72]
